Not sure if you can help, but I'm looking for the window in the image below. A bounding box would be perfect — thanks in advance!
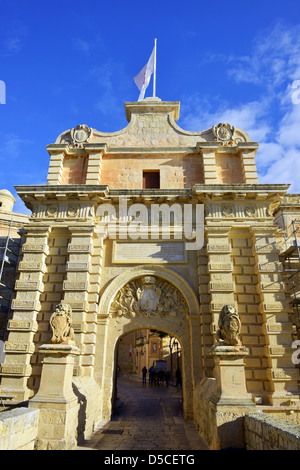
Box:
[143,170,160,189]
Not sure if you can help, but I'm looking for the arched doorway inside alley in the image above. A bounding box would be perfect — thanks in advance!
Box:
[96,265,201,422]
[112,328,184,418]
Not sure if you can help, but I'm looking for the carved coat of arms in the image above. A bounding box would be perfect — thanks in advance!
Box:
[110,276,188,318]
[136,276,160,316]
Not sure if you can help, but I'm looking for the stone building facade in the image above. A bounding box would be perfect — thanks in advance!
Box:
[0,97,300,448]
[0,190,29,363]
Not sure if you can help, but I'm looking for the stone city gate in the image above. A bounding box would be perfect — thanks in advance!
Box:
[1,98,300,449]
[96,265,201,422]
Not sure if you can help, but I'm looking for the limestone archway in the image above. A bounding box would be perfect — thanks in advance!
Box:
[95,266,200,422]
[112,327,184,412]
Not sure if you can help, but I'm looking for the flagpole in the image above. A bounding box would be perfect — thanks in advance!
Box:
[153,38,157,98]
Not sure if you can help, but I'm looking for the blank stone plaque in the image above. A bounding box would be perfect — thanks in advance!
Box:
[112,241,186,264]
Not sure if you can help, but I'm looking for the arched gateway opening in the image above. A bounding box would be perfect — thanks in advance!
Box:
[95,266,200,422]
[112,328,184,417]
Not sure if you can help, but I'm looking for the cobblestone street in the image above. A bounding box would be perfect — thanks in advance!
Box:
[77,375,209,451]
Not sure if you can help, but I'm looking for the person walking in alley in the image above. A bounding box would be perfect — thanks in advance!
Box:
[175,368,182,387]
[142,366,147,385]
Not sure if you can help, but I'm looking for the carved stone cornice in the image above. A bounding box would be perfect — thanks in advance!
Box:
[192,184,289,200]
[15,184,290,225]
[16,184,289,203]
[46,143,107,157]
[196,141,259,154]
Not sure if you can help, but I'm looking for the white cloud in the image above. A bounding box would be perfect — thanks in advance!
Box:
[73,38,91,55]
[228,22,300,89]
[72,34,104,56]
[0,22,28,57]
[0,133,34,160]
[89,60,128,119]
[181,97,271,142]
[181,21,300,193]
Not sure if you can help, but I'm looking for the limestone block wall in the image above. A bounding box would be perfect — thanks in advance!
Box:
[194,383,300,450]
[46,147,258,189]
[118,331,135,375]
[60,155,88,184]
[99,154,204,189]
[197,247,211,377]
[230,229,266,400]
[193,378,219,449]
[0,407,39,450]
[196,207,299,407]
[244,412,300,450]
[0,209,28,356]
[215,153,244,184]
[32,228,69,390]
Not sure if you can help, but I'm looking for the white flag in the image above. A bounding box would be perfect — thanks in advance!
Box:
[133,46,155,101]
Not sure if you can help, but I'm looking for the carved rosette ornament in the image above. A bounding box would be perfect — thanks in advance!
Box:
[110,276,189,318]
[222,205,234,218]
[67,204,80,217]
[49,303,75,345]
[46,205,58,218]
[244,206,256,217]
[213,123,235,146]
[216,305,241,346]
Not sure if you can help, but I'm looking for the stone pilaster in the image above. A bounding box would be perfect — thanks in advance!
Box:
[196,245,209,380]
[62,225,101,378]
[47,150,64,185]
[85,146,106,184]
[205,226,235,374]
[0,225,51,402]
[251,226,300,405]
[189,315,204,387]
[199,146,219,184]
[95,315,110,421]
[240,148,259,184]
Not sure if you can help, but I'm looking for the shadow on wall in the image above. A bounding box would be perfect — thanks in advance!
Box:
[72,383,87,445]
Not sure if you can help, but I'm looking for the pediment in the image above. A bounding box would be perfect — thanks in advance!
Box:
[54,98,253,151]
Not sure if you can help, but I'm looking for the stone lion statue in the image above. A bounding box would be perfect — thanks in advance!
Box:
[49,303,75,345]
[216,305,241,346]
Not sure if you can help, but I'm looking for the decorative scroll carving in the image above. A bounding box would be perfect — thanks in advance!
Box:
[110,276,189,318]
[71,124,92,148]
[61,124,92,148]
[213,123,235,146]
[212,122,249,146]
[216,305,241,346]
[49,303,75,345]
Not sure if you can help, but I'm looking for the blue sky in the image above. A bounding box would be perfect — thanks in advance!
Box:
[1,0,300,214]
